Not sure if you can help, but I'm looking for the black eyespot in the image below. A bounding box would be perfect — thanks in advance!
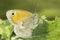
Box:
[12,13,14,15]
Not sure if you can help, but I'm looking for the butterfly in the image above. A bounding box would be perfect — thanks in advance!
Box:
[6,10,38,38]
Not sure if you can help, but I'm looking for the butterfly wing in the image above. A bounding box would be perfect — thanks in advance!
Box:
[22,14,38,30]
[14,14,38,38]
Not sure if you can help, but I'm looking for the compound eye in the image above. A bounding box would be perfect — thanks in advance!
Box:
[12,13,14,15]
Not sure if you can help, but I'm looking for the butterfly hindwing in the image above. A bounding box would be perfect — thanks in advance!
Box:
[22,14,38,30]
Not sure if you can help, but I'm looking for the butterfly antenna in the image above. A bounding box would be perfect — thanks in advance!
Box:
[33,0,39,14]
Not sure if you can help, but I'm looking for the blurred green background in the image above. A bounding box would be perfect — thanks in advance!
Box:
[0,0,60,20]
[0,0,60,40]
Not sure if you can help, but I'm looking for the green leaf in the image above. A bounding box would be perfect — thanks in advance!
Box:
[46,17,60,40]
[0,19,4,24]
